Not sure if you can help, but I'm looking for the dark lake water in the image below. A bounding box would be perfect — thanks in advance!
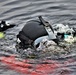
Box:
[0,0,76,75]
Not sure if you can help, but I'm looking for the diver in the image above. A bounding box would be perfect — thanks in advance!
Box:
[16,16,59,51]
[16,16,76,52]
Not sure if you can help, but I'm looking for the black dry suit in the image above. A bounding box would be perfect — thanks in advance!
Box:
[17,16,58,49]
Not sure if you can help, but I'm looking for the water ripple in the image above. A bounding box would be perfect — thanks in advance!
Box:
[0,0,76,75]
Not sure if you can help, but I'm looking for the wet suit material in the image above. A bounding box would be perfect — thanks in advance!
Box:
[17,20,48,49]
[17,17,58,49]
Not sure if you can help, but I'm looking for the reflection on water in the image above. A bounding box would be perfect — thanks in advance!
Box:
[0,0,76,75]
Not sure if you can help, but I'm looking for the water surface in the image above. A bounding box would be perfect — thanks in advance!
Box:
[0,0,76,75]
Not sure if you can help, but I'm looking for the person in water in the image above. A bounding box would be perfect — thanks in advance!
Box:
[16,16,76,50]
[16,16,59,50]
[14,16,69,58]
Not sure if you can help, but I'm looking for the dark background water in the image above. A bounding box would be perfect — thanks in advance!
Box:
[0,0,76,75]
